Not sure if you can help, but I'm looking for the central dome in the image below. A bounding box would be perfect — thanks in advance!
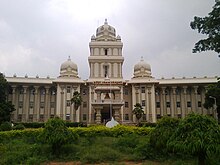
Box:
[133,57,152,78]
[60,57,78,78]
[96,19,116,38]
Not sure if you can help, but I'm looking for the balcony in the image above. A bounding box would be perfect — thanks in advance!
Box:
[91,99,124,106]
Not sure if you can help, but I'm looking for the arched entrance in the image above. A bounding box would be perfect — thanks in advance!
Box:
[101,105,111,123]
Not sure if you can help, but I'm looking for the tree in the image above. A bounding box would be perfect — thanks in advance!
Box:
[203,78,220,122]
[71,91,82,110]
[40,117,77,156]
[149,116,179,153]
[190,1,220,56]
[132,103,144,125]
[0,73,15,124]
[168,113,220,165]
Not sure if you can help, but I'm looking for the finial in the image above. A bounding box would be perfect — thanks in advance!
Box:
[104,18,108,24]
[68,56,71,61]
[141,56,144,61]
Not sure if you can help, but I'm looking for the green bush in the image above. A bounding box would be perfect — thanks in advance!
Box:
[149,116,179,153]
[13,123,25,130]
[0,121,12,131]
[15,122,44,128]
[40,117,78,157]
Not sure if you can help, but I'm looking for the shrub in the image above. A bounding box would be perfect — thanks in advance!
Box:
[0,121,12,131]
[149,116,179,153]
[13,124,25,130]
[40,117,78,157]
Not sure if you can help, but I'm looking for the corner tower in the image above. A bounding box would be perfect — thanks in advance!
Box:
[88,19,124,80]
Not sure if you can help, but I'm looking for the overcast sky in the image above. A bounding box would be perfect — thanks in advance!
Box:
[0,0,219,80]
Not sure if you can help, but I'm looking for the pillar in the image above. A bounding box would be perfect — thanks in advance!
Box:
[161,87,166,116]
[95,107,102,124]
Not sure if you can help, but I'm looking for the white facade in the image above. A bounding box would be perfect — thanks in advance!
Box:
[6,20,218,124]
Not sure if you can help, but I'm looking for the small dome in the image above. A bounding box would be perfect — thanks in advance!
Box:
[133,57,152,78]
[61,57,77,71]
[60,56,78,78]
[96,19,116,38]
[134,57,151,71]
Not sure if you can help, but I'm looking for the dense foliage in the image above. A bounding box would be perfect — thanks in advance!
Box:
[190,1,220,55]
[203,78,220,122]
[149,116,179,153]
[168,113,220,165]
[0,73,15,124]
[40,117,77,156]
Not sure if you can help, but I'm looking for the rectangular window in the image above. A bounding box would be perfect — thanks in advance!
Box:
[39,115,44,122]
[50,115,54,118]
[197,89,201,95]
[66,100,71,107]
[186,88,191,95]
[142,114,146,121]
[166,102,170,108]
[19,101,23,109]
[165,89,169,95]
[157,114,161,119]
[40,89,45,95]
[124,89,128,95]
[50,102,55,108]
[125,114,129,120]
[29,114,33,121]
[104,48,108,55]
[29,101,34,109]
[177,101,181,108]
[66,114,70,121]
[19,88,24,94]
[83,101,87,108]
[30,89,35,95]
[142,100,146,106]
[125,101,128,108]
[104,65,108,77]
[176,88,181,95]
[67,86,71,93]
[177,114,182,119]
[198,101,202,108]
[18,114,22,122]
[187,101,191,108]
[156,102,160,108]
[155,89,160,95]
[83,114,87,121]
[141,87,145,93]
[40,102,45,109]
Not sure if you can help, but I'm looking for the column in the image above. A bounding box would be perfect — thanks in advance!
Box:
[193,86,198,113]
[11,86,17,121]
[33,86,39,122]
[171,87,176,117]
[181,86,187,117]
[60,87,64,120]
[147,86,152,122]
[44,87,50,121]
[111,63,114,78]
[161,87,166,116]
[117,63,120,77]
[113,107,120,122]
[22,86,28,122]
[95,107,102,124]
[99,63,101,77]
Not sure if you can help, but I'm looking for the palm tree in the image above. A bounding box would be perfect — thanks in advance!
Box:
[132,103,144,125]
[71,91,82,110]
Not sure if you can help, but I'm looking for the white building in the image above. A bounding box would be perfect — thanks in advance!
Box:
[6,20,218,124]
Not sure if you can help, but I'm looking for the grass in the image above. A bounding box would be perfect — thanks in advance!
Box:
[0,134,197,165]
